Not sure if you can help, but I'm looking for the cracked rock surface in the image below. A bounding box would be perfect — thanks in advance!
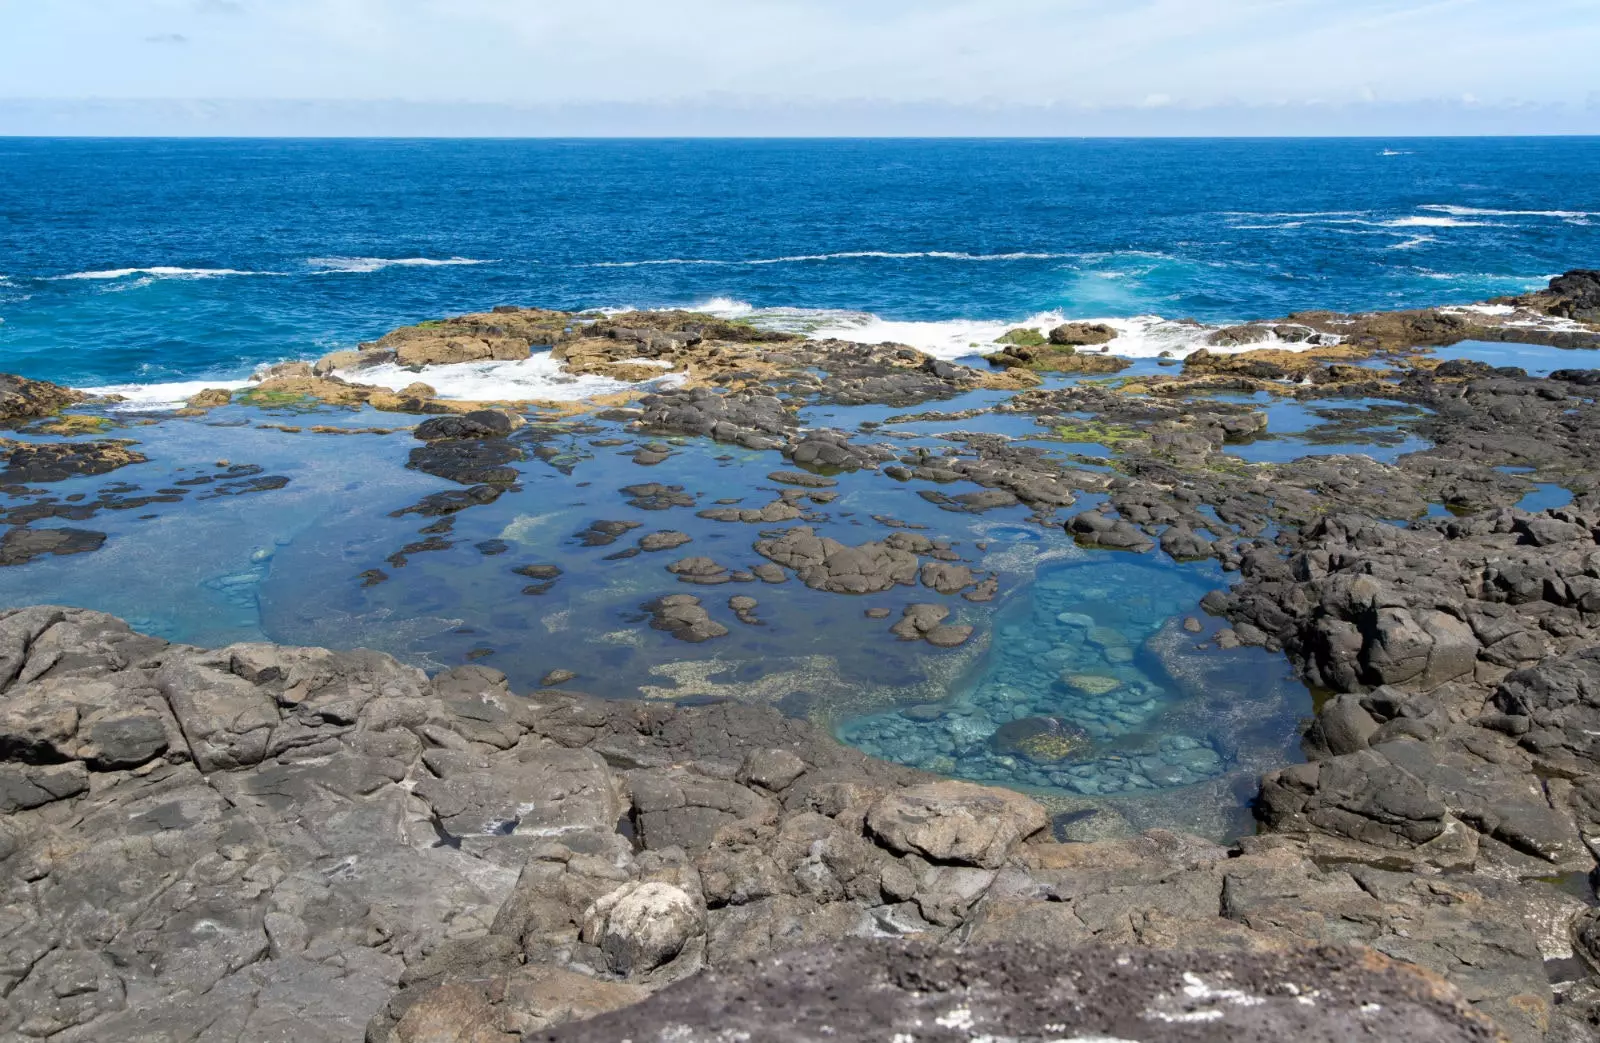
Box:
[1,606,1593,1042]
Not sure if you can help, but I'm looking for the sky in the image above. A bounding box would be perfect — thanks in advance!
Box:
[1,0,1598,135]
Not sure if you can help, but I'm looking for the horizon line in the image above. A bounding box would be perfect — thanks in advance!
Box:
[6,133,1600,141]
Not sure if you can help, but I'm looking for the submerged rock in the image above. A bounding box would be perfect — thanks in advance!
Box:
[0,525,106,565]
[988,715,1091,764]
[642,593,729,641]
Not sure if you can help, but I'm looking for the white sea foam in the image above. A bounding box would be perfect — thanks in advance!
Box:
[342,351,681,402]
[53,266,267,281]
[678,300,1249,361]
[83,377,255,410]
[1421,204,1598,220]
[1229,213,1491,230]
[1387,235,1437,250]
[583,250,1078,269]
[306,256,497,274]
[1380,215,1489,228]
[1222,211,1368,218]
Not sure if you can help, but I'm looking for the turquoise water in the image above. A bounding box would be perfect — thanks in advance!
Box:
[3,138,1599,388]
[839,556,1307,837]
[5,138,1599,836]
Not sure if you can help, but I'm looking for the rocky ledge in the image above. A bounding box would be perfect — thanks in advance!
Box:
[133,269,1600,421]
[1,605,1597,1042]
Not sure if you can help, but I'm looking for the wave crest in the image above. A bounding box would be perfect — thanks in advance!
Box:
[52,267,267,281]
[583,250,1078,269]
[306,256,498,274]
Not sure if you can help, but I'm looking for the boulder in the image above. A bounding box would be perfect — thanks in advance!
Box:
[865,780,1046,868]
[581,882,705,980]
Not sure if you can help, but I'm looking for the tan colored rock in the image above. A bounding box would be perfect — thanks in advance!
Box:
[1063,673,1122,696]
[1049,321,1118,346]
[865,780,1047,869]
[255,361,315,381]
[311,349,370,375]
[184,388,234,409]
[390,967,647,1043]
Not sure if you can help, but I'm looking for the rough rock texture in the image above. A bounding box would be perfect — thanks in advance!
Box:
[537,940,1504,1043]
[754,526,922,594]
[0,374,85,427]
[0,608,1586,1043]
[0,439,147,483]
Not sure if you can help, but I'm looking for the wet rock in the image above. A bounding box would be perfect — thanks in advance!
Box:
[728,595,761,625]
[413,410,523,442]
[919,561,977,595]
[639,530,693,552]
[620,482,696,510]
[754,526,921,594]
[0,373,86,426]
[572,520,642,546]
[407,439,523,485]
[1051,321,1119,346]
[697,495,805,524]
[767,470,836,488]
[666,557,730,585]
[1068,509,1156,552]
[1,439,148,482]
[541,669,577,687]
[1162,524,1216,560]
[352,311,565,368]
[918,488,1021,513]
[389,484,503,518]
[989,716,1091,764]
[0,525,107,565]
[643,594,729,642]
[888,603,973,648]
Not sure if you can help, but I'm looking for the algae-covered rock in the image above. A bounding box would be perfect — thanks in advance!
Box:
[993,327,1047,347]
[0,373,85,427]
[989,716,1091,764]
[984,342,1130,374]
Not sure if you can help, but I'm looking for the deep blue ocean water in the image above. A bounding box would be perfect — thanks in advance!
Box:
[2,137,1598,389]
[3,138,1598,837]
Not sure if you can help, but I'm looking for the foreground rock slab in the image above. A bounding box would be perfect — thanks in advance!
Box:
[0,608,1589,1043]
[536,940,1504,1043]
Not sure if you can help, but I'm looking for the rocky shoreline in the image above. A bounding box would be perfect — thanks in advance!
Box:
[2,273,1600,1040]
[0,606,1584,1042]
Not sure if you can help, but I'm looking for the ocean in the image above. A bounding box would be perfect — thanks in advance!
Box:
[3,137,1599,837]
[2,137,1597,395]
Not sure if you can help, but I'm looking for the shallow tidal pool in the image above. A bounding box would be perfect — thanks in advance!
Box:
[836,556,1311,839]
[2,398,1313,840]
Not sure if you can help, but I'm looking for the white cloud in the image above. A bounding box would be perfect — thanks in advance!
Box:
[0,0,1595,112]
